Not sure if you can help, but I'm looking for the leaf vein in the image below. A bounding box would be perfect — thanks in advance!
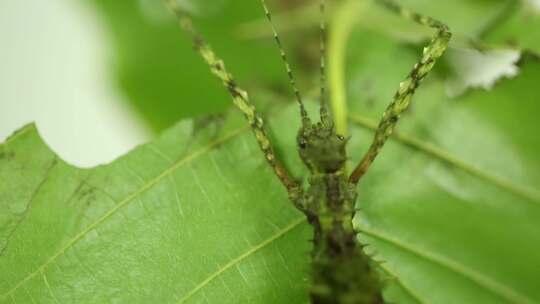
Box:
[0,156,58,257]
[377,264,429,304]
[361,227,536,304]
[176,217,305,304]
[349,113,540,203]
[0,125,250,299]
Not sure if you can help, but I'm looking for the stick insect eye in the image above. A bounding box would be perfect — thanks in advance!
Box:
[299,138,308,149]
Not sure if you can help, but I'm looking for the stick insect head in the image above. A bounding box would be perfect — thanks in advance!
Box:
[297,121,347,174]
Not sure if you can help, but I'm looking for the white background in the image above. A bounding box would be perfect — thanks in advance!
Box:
[0,0,151,168]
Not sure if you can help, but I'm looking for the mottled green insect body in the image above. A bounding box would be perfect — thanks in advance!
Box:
[303,171,383,304]
[293,121,384,303]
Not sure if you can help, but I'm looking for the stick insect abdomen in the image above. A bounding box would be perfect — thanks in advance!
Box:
[293,116,384,303]
[304,172,384,304]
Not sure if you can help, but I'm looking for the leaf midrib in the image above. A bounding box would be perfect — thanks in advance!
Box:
[349,113,540,203]
[361,227,536,304]
[1,124,250,298]
[176,217,305,304]
[350,112,538,303]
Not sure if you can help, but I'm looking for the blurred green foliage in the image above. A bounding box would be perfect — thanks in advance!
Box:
[90,0,292,132]
[485,3,540,52]
[89,0,539,133]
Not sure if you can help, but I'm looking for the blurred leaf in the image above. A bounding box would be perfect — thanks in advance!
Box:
[342,9,528,118]
[484,2,540,53]
[396,0,514,38]
[89,0,516,132]
[239,0,513,44]
[90,0,286,132]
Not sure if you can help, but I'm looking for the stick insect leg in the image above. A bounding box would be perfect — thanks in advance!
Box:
[165,1,301,197]
[349,0,452,184]
[260,0,312,129]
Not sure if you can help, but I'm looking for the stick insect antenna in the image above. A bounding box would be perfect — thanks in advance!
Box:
[165,0,299,193]
[260,0,311,127]
[319,0,330,126]
[349,0,452,184]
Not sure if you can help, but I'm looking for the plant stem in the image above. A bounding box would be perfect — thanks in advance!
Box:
[328,0,366,135]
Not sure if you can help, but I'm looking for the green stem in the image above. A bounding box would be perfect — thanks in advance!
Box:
[328,0,366,135]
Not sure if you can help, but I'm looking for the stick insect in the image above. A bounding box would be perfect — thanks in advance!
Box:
[166,0,451,302]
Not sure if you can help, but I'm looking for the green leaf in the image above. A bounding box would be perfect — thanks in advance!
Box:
[330,5,540,301]
[395,0,513,38]
[484,3,540,54]
[351,58,540,303]
[0,114,311,303]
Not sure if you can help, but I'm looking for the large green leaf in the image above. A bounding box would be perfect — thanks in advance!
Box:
[0,113,311,303]
[350,58,540,303]
[1,59,540,303]
[342,14,540,301]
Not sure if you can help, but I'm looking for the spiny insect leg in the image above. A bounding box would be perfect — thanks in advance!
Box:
[166,1,300,193]
[349,0,451,184]
[260,0,311,128]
